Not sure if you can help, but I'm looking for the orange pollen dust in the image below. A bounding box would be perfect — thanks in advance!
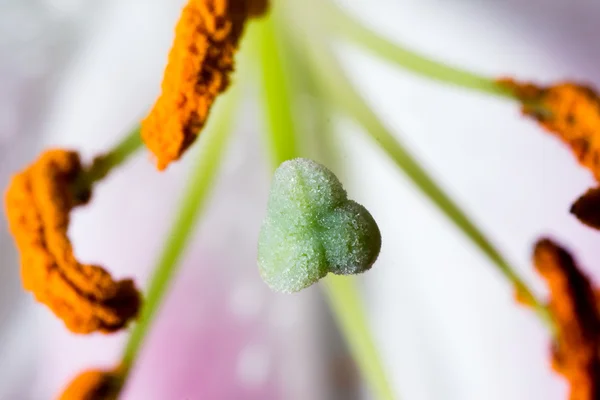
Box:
[497,78,600,183]
[57,368,121,400]
[141,0,267,170]
[532,238,600,400]
[4,149,141,334]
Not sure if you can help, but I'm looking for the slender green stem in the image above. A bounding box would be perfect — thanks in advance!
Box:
[321,0,514,99]
[325,284,395,399]
[120,86,241,378]
[258,10,397,400]
[323,276,395,400]
[73,127,143,196]
[257,14,299,169]
[296,15,555,335]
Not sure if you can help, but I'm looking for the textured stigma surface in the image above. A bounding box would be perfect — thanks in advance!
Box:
[258,158,381,293]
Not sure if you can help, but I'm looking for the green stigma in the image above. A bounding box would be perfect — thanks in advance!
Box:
[258,158,382,293]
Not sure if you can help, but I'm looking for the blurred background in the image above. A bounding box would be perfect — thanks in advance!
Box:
[1,0,600,399]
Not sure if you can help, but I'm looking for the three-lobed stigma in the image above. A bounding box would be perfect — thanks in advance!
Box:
[258,158,382,293]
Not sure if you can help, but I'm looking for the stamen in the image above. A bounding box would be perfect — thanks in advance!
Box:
[4,150,140,334]
[570,186,600,230]
[532,238,600,400]
[499,79,600,182]
[141,0,267,170]
[57,368,121,400]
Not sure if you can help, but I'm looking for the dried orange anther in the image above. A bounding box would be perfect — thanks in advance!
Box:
[532,238,600,400]
[5,150,141,334]
[498,78,600,182]
[141,0,266,170]
[247,0,269,17]
[58,368,121,400]
[571,186,600,230]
